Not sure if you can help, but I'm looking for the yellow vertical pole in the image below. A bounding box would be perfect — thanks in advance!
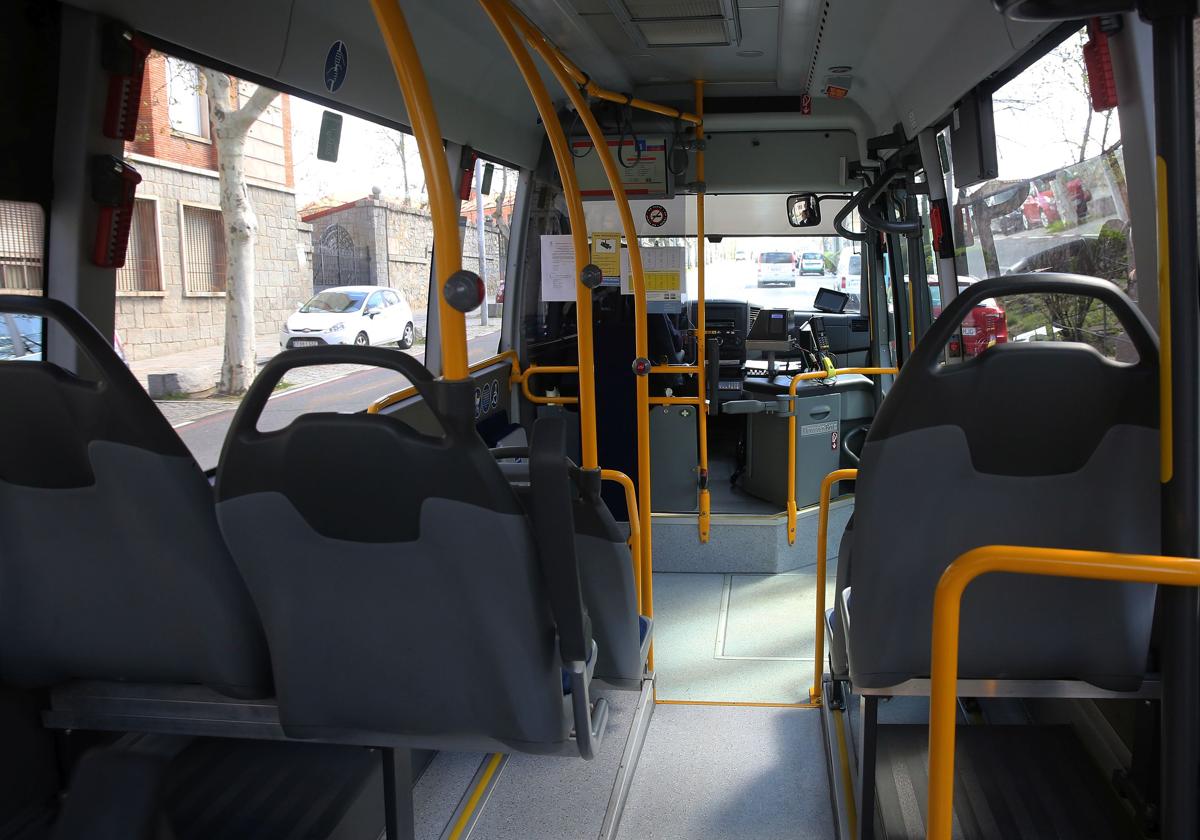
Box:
[479,0,598,469]
[694,80,710,544]
[507,10,655,632]
[369,0,468,380]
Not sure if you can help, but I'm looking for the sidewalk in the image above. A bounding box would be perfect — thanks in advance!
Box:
[130,315,502,426]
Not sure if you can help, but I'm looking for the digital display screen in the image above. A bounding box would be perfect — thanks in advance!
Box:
[813,287,849,314]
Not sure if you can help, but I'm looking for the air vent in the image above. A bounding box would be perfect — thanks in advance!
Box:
[607,0,741,48]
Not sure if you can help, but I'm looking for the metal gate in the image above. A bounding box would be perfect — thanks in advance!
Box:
[312,225,369,289]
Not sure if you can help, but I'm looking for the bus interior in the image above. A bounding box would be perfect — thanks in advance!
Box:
[1,0,1198,838]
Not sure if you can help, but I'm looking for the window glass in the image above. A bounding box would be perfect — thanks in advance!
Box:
[947,25,1133,361]
[121,49,444,468]
[460,158,518,366]
[0,200,45,296]
[166,58,207,138]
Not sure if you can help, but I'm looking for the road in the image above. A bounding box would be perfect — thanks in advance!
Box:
[180,329,501,469]
[685,262,845,311]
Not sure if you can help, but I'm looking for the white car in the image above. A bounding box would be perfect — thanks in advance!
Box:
[835,247,862,306]
[799,251,825,276]
[281,286,415,351]
[756,251,797,287]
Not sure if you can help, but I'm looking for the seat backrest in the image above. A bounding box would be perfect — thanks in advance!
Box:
[0,296,271,698]
[215,346,591,747]
[848,275,1159,692]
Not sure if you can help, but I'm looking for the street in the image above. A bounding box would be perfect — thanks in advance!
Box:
[685,260,843,311]
[177,329,501,469]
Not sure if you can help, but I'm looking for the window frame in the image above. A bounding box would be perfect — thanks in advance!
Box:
[178,200,228,298]
[117,196,166,297]
[166,57,211,142]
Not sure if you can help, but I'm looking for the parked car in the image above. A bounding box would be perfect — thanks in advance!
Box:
[929,277,1009,357]
[835,247,861,306]
[756,251,797,287]
[799,251,825,276]
[1021,179,1091,228]
[281,286,415,350]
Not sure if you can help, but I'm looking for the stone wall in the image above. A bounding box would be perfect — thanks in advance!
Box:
[308,196,506,315]
[115,159,308,361]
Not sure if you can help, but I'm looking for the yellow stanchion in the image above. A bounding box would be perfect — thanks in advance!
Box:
[785,367,897,544]
[809,468,858,704]
[694,79,710,544]
[502,4,656,596]
[368,0,468,380]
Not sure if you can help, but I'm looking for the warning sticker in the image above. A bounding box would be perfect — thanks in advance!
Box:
[800,421,838,438]
[591,232,621,278]
[645,204,668,228]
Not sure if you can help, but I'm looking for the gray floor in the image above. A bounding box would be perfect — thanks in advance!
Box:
[652,570,837,704]
[411,750,488,839]
[616,704,834,840]
[469,688,642,840]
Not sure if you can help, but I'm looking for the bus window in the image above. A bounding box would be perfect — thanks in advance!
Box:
[948,26,1134,362]
[111,48,491,468]
[1,201,46,361]
[460,158,519,366]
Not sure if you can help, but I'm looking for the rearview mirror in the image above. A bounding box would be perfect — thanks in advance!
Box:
[787,193,821,227]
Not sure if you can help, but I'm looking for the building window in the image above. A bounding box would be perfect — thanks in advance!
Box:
[117,198,163,293]
[0,200,44,293]
[181,205,227,294]
[167,57,209,139]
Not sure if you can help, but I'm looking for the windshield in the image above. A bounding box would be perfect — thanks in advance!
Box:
[675,235,861,313]
[300,290,366,313]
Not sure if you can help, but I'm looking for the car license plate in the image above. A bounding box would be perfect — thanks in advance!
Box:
[961,327,977,336]
[292,339,320,347]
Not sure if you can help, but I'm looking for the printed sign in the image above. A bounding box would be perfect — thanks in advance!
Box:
[800,94,812,116]
[645,204,669,228]
[591,232,622,279]
[539,235,576,302]
[800,421,839,438]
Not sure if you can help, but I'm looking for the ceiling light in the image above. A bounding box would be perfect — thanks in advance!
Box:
[829,65,852,73]
[606,0,742,48]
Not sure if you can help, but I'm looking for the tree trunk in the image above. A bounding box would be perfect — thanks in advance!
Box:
[202,70,278,396]
[398,133,411,207]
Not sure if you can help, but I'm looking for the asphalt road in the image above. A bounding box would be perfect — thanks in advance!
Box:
[180,330,501,470]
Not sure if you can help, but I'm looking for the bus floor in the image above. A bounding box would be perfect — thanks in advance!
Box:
[415,685,834,840]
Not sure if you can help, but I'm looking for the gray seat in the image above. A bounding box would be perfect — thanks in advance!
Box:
[495,454,650,688]
[0,296,271,699]
[845,275,1160,693]
[827,515,853,680]
[215,346,605,756]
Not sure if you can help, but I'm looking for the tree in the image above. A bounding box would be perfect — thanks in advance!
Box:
[201,70,279,395]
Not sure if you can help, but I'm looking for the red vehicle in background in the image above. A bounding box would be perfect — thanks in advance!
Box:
[930,278,1009,357]
[1021,178,1092,228]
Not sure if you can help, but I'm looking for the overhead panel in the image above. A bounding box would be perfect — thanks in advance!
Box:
[606,0,741,47]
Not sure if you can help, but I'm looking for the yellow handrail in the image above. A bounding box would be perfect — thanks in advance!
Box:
[786,367,897,544]
[694,79,710,544]
[601,469,647,616]
[810,468,858,704]
[502,3,656,587]
[512,364,579,406]
[648,396,702,407]
[480,0,599,467]
[368,0,468,380]
[926,546,1200,840]
[368,350,520,414]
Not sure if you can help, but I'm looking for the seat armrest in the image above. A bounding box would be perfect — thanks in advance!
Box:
[838,587,853,677]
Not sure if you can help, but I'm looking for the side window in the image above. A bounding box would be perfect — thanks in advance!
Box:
[461,158,518,365]
[0,200,46,361]
[122,48,441,465]
[383,290,400,307]
[946,25,1133,362]
[366,291,384,310]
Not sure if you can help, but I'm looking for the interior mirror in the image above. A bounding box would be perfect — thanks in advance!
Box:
[787,193,821,227]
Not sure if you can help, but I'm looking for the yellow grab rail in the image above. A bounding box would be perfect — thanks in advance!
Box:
[369,0,469,380]
[600,470,647,608]
[502,3,656,586]
[694,79,710,544]
[368,350,520,414]
[512,364,580,406]
[786,367,897,544]
[810,468,858,704]
[481,0,599,467]
[926,546,1200,840]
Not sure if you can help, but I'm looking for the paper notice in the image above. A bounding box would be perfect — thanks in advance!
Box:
[540,235,576,302]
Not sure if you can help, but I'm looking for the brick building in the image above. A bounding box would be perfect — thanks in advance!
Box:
[116,51,309,361]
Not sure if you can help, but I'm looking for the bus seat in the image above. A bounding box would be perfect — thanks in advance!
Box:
[826,515,854,681]
[845,276,1160,693]
[215,347,605,755]
[0,296,271,699]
